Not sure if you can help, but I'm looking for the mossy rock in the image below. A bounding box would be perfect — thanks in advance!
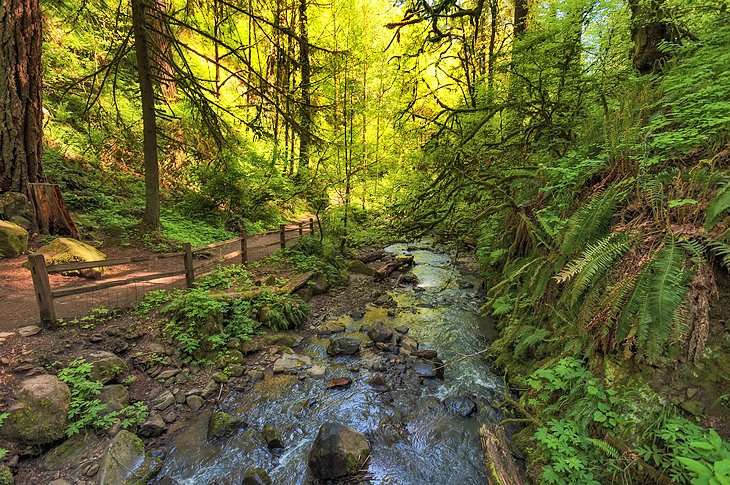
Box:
[97,430,162,485]
[29,237,107,278]
[308,422,370,479]
[0,374,71,445]
[207,412,243,441]
[242,466,273,485]
[0,220,28,258]
[43,430,100,470]
[0,465,13,485]
[347,259,376,277]
[83,350,127,383]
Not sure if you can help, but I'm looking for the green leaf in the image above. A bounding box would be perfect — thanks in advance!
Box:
[593,410,607,423]
[676,457,712,477]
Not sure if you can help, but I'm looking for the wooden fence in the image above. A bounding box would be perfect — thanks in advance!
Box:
[27,218,317,326]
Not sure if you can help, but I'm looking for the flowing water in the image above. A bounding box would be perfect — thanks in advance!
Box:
[156,243,506,484]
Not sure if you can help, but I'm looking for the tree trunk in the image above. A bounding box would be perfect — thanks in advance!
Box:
[298,0,311,173]
[132,0,161,230]
[0,0,44,195]
[513,0,528,37]
[628,0,675,74]
[151,0,177,100]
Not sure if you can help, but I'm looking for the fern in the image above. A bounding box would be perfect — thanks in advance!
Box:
[559,183,630,259]
[704,236,730,268]
[585,438,621,459]
[556,233,631,305]
[706,181,730,229]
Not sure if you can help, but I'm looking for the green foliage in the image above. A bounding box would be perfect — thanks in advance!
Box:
[195,265,251,290]
[57,359,148,436]
[253,290,309,332]
[134,289,173,317]
[0,413,8,459]
[706,181,730,230]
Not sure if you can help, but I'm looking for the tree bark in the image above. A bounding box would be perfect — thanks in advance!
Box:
[0,0,44,195]
[628,0,675,74]
[151,0,177,100]
[132,0,161,230]
[513,0,528,37]
[298,0,311,173]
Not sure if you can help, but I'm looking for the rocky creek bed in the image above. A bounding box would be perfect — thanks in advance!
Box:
[0,241,508,484]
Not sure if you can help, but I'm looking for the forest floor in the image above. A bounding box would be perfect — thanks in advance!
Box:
[0,229,297,332]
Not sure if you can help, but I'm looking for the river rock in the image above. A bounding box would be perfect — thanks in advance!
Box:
[399,273,419,285]
[347,259,376,277]
[273,353,312,374]
[154,390,176,411]
[400,336,418,355]
[139,414,166,438]
[367,374,389,392]
[83,350,127,383]
[43,430,100,470]
[368,322,393,343]
[326,377,352,388]
[207,412,243,441]
[29,238,107,278]
[307,365,327,379]
[395,326,409,335]
[0,220,28,258]
[317,322,346,336]
[97,430,162,484]
[444,396,477,417]
[327,337,361,356]
[308,422,370,479]
[242,466,273,485]
[412,349,438,359]
[0,374,71,445]
[98,384,129,416]
[413,362,438,378]
[262,424,285,449]
[241,333,304,354]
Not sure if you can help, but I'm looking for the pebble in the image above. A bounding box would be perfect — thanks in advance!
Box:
[326,377,352,388]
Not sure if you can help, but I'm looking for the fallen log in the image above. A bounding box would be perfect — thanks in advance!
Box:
[480,424,523,485]
[211,271,314,300]
[375,255,414,280]
[357,248,388,263]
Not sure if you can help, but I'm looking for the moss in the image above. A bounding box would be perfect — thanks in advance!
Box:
[207,412,241,440]
[0,466,13,485]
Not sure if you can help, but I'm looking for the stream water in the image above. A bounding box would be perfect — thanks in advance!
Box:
[155,243,506,484]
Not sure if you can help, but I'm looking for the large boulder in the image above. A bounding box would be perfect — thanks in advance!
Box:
[97,430,162,485]
[0,192,32,221]
[0,220,28,258]
[327,337,361,356]
[308,422,370,479]
[29,238,107,278]
[43,430,100,470]
[0,374,70,445]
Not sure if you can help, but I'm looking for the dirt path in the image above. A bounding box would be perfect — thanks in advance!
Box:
[0,226,311,331]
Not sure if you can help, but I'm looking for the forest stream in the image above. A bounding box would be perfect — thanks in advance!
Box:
[155,242,507,484]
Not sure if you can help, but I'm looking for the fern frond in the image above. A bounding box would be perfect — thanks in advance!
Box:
[556,234,631,305]
[644,238,691,359]
[704,236,730,268]
[585,438,621,459]
[559,183,631,258]
[706,181,730,229]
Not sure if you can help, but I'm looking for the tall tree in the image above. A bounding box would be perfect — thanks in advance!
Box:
[298,0,311,173]
[628,0,675,73]
[0,0,44,195]
[132,0,161,230]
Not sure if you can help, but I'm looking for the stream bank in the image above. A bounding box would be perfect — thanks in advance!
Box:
[1,241,510,484]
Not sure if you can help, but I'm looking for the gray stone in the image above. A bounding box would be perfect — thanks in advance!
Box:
[306,365,327,379]
[317,322,346,336]
[0,374,70,445]
[272,353,312,374]
[0,192,32,221]
[97,430,162,484]
[84,350,127,383]
[207,412,243,441]
[413,362,437,378]
[262,423,285,449]
[310,273,329,295]
[156,369,180,380]
[98,384,129,416]
[16,325,40,337]
[444,396,477,417]
[327,337,361,356]
[242,466,273,485]
[186,395,205,412]
[154,390,176,410]
[139,414,166,438]
[43,430,100,470]
[308,422,370,479]
[368,322,393,343]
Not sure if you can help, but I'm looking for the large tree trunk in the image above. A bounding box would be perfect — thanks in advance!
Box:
[628,0,675,74]
[0,0,44,195]
[513,0,528,37]
[150,0,177,100]
[298,0,311,173]
[132,0,161,230]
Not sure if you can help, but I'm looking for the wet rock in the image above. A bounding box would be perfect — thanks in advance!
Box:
[368,322,393,343]
[374,294,396,308]
[400,336,418,355]
[399,273,419,285]
[186,395,205,412]
[97,430,162,484]
[273,353,312,374]
[413,362,438,378]
[242,333,304,354]
[375,342,393,353]
[262,424,285,449]
[395,326,409,335]
[43,430,100,470]
[162,411,177,424]
[0,374,70,445]
[349,309,365,320]
[327,337,361,356]
[212,371,229,384]
[98,384,129,416]
[317,322,346,336]
[326,377,352,389]
[242,466,273,485]
[367,374,389,392]
[139,414,166,438]
[84,350,127,383]
[444,396,477,417]
[307,365,327,379]
[308,422,370,479]
[207,412,244,441]
[227,364,245,377]
[412,349,438,359]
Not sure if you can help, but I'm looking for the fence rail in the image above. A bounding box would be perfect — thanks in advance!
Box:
[28,218,317,326]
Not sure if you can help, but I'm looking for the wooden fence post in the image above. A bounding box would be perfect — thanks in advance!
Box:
[279,224,286,249]
[240,230,248,264]
[28,254,56,326]
[298,222,303,237]
[183,243,195,288]
[309,218,314,234]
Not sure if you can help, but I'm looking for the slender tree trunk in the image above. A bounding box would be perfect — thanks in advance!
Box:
[488,0,498,91]
[514,0,528,37]
[298,0,311,173]
[0,0,44,195]
[132,0,161,230]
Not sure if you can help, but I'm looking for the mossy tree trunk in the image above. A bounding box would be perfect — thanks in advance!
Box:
[628,0,676,74]
[0,0,44,195]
